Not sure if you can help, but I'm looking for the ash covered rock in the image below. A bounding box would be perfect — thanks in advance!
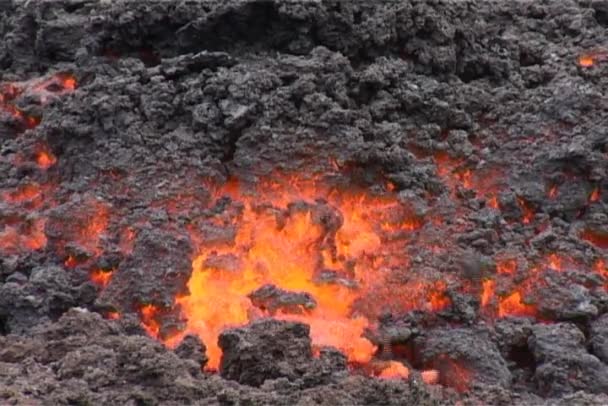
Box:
[414,327,512,389]
[528,323,608,396]
[219,318,313,387]
[248,284,317,315]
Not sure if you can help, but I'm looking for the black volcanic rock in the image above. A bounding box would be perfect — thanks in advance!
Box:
[1,0,608,404]
[590,313,608,364]
[414,327,512,389]
[528,323,608,396]
[219,318,313,387]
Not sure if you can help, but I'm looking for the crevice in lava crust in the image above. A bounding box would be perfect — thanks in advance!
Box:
[507,344,536,373]
[0,314,8,335]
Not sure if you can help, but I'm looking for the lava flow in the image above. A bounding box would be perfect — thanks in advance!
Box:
[169,174,436,370]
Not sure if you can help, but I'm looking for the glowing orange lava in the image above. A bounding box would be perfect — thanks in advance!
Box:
[481,279,495,307]
[498,291,537,318]
[421,369,440,385]
[517,197,535,224]
[487,195,499,209]
[579,55,594,67]
[36,148,57,169]
[547,253,562,271]
[170,174,436,370]
[90,269,113,287]
[497,258,517,275]
[140,304,161,338]
[378,361,410,379]
[0,218,47,254]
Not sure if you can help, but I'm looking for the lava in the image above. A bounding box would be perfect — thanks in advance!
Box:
[90,269,114,287]
[140,304,161,338]
[378,361,410,379]
[171,174,438,370]
[578,51,608,67]
[496,259,517,275]
[481,279,495,308]
[0,217,47,254]
[517,197,535,224]
[35,146,57,169]
[498,291,538,318]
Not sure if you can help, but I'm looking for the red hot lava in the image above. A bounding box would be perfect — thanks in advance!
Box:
[167,174,446,372]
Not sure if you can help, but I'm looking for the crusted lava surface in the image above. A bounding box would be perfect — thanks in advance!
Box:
[1,0,608,405]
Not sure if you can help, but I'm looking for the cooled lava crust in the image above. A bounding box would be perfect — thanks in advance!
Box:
[1,0,608,405]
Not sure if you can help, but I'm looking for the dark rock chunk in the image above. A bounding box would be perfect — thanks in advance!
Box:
[219,318,313,386]
[589,314,608,364]
[528,323,608,396]
[174,334,208,369]
[414,327,512,389]
[248,284,317,315]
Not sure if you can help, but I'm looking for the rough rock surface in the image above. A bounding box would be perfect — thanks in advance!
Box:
[0,0,607,404]
[219,318,314,386]
[529,323,608,396]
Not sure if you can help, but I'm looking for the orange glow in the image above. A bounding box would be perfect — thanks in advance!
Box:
[595,259,607,279]
[580,229,608,249]
[421,369,440,385]
[548,185,558,199]
[378,361,410,380]
[168,174,444,369]
[60,75,77,91]
[517,197,534,224]
[496,259,517,275]
[589,187,600,203]
[3,183,41,204]
[106,311,121,320]
[36,148,57,169]
[64,255,79,268]
[487,195,499,209]
[459,169,473,189]
[428,281,451,311]
[498,291,537,318]
[434,356,471,393]
[140,304,161,338]
[90,269,113,287]
[481,279,495,307]
[0,218,47,253]
[579,55,594,67]
[547,253,562,271]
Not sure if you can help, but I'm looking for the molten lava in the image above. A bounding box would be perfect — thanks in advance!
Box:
[378,361,410,379]
[90,269,114,287]
[171,174,440,370]
[498,291,538,318]
[35,146,57,169]
[140,304,161,338]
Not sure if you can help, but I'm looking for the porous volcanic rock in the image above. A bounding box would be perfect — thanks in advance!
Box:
[218,318,314,387]
[528,322,608,396]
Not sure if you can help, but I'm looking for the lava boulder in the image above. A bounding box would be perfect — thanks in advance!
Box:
[528,323,608,396]
[218,318,313,386]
